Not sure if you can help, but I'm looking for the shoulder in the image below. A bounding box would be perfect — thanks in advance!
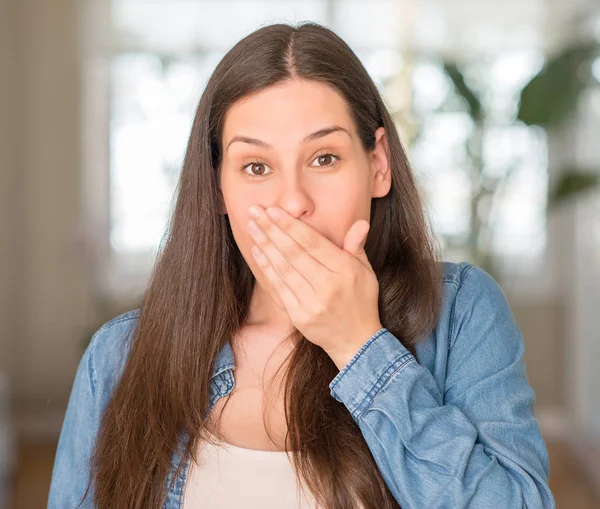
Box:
[436,260,514,348]
[85,308,141,399]
[410,261,525,398]
[439,260,506,306]
[440,260,493,287]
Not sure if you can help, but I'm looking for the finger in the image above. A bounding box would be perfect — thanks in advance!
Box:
[250,244,300,311]
[249,214,331,285]
[248,219,315,301]
[343,220,372,269]
[261,206,348,273]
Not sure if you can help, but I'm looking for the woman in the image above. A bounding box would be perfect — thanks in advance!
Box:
[47,21,555,509]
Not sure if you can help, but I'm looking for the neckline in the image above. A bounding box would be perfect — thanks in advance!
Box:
[204,428,291,455]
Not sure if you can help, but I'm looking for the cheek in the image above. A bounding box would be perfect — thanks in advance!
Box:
[220,193,252,247]
[221,181,250,230]
[227,210,253,249]
[321,177,370,217]
[318,189,371,247]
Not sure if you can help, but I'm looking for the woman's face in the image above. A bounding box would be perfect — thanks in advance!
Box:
[219,78,391,320]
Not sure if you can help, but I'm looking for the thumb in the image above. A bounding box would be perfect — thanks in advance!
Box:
[343,220,371,266]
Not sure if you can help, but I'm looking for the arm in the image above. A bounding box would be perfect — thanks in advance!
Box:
[329,264,555,508]
[47,331,101,509]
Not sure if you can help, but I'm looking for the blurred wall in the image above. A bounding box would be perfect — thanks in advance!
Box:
[515,301,566,412]
[0,0,94,440]
[0,0,18,379]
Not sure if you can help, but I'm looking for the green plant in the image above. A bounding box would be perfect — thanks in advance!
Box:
[385,39,599,276]
[517,41,600,209]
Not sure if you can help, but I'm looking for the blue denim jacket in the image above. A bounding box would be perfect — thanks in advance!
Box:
[47,261,555,508]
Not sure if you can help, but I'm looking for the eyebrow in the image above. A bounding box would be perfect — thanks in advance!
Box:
[226,125,351,151]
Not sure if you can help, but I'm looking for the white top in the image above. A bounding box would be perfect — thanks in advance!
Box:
[182,430,320,509]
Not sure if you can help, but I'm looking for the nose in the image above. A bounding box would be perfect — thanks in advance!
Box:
[272,173,314,220]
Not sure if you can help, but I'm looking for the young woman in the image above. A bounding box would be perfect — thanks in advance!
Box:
[47,21,555,509]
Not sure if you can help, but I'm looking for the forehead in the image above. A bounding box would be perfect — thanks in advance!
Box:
[222,79,356,143]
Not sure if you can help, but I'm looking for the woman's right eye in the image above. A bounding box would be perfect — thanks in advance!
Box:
[241,161,272,179]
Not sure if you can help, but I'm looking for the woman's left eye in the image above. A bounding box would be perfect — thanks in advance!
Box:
[311,153,340,167]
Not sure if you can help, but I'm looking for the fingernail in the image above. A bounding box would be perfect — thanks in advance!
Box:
[248,220,260,235]
[266,207,280,220]
[248,206,260,219]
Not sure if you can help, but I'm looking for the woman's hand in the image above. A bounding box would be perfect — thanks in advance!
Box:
[247,205,383,370]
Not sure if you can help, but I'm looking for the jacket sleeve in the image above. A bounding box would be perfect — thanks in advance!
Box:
[328,264,556,508]
[47,330,102,509]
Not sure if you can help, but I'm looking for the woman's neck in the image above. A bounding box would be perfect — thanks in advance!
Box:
[246,283,295,331]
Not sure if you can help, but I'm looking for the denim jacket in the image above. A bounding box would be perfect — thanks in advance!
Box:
[47,261,556,508]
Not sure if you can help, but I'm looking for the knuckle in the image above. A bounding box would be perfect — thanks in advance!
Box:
[303,233,319,252]
[279,261,294,277]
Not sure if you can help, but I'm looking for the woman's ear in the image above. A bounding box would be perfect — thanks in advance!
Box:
[371,127,391,199]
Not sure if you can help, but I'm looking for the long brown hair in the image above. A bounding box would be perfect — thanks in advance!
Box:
[85,21,443,509]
